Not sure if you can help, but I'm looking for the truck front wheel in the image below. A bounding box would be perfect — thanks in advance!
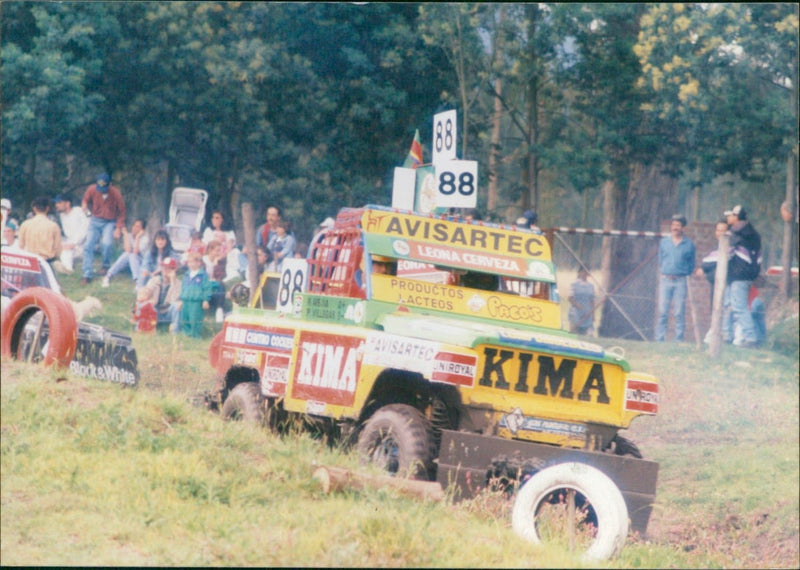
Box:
[512,462,629,562]
[357,404,435,480]
[221,382,265,425]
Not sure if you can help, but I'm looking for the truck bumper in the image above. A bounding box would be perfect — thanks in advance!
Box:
[436,430,658,535]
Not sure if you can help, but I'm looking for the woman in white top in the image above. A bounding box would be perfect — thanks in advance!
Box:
[202,210,238,280]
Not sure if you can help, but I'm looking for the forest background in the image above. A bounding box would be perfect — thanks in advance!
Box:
[2,2,798,307]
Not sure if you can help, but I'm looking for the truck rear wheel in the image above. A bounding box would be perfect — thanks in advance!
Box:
[512,462,629,562]
[357,404,435,480]
[1,287,78,368]
[221,382,265,425]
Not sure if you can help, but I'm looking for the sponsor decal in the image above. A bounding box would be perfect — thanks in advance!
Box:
[69,360,137,386]
[224,325,293,351]
[500,408,587,437]
[409,242,525,276]
[302,295,353,322]
[366,211,549,260]
[431,352,476,387]
[1,252,40,272]
[479,348,611,405]
[625,379,659,414]
[235,349,261,367]
[291,331,363,407]
[262,354,290,397]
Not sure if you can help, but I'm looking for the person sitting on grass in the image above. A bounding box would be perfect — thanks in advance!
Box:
[140,229,176,289]
[137,256,182,332]
[103,218,149,289]
[178,251,213,338]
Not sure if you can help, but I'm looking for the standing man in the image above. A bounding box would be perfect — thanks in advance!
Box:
[655,214,696,342]
[54,193,89,274]
[256,205,282,249]
[568,267,596,335]
[18,196,62,263]
[725,205,762,347]
[81,173,126,284]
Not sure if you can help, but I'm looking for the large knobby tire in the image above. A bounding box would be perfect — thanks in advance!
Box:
[357,404,436,480]
[221,382,265,424]
[1,287,78,368]
[512,462,629,562]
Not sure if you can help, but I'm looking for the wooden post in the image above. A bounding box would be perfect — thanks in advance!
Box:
[312,465,444,502]
[241,202,259,304]
[708,234,729,358]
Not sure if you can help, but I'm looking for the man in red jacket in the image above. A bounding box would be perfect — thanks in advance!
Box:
[81,172,126,284]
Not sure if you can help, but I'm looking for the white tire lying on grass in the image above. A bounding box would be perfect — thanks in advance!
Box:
[511,461,629,562]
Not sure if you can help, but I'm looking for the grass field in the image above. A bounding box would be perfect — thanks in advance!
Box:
[2,269,798,567]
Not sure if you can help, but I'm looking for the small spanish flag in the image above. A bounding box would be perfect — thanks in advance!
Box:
[402,129,423,169]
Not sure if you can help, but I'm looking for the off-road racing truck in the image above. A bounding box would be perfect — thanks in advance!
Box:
[208,205,659,560]
[1,246,139,385]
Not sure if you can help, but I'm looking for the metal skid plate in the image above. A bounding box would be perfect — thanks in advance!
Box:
[436,430,658,535]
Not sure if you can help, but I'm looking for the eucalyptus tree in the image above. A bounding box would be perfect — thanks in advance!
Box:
[636,2,798,297]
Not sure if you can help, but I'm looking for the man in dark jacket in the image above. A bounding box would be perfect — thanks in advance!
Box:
[724,205,762,347]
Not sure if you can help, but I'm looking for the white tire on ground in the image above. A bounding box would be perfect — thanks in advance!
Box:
[511,461,629,562]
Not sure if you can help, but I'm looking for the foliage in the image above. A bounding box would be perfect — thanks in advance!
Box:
[1,2,796,263]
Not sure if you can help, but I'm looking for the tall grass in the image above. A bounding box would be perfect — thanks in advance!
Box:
[1,267,797,567]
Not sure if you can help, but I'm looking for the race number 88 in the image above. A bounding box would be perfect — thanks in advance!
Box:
[278,266,304,307]
[435,118,454,153]
[438,171,475,196]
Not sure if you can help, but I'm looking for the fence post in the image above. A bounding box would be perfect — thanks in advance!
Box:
[708,234,730,358]
[241,202,258,304]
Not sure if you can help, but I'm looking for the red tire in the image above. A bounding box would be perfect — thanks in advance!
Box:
[1,287,78,368]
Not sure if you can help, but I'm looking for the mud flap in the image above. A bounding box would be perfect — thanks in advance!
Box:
[69,323,139,386]
[436,430,658,536]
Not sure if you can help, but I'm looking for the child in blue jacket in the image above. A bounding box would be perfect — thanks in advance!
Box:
[179,252,213,337]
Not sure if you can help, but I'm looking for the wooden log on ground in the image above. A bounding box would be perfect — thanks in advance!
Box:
[312,465,444,502]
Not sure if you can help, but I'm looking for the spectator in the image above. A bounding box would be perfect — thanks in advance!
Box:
[294,242,308,259]
[268,219,296,271]
[81,173,126,284]
[3,219,18,247]
[244,246,271,287]
[515,209,542,234]
[256,205,282,249]
[140,229,176,288]
[1,198,13,245]
[18,196,62,263]
[655,214,696,342]
[725,205,762,347]
[696,217,730,304]
[568,268,595,335]
[137,256,182,332]
[178,251,213,338]
[202,210,239,281]
[53,194,89,274]
[203,239,227,322]
[102,218,149,289]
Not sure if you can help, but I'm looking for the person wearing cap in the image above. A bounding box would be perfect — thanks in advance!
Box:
[18,196,63,263]
[655,214,696,342]
[81,173,127,284]
[724,205,762,347]
[515,209,542,234]
[3,219,18,247]
[53,194,89,273]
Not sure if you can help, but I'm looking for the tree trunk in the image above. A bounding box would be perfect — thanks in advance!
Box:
[598,163,678,339]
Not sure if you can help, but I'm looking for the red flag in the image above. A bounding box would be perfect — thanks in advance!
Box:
[403,129,423,169]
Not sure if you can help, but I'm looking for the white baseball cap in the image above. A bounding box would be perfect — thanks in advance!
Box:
[0,198,10,210]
